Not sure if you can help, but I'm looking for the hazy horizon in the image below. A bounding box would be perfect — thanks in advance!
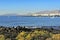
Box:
[0,0,60,15]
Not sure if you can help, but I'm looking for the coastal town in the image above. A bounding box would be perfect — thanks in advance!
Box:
[30,10,60,17]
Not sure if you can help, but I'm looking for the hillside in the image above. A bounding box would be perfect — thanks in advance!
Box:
[31,10,60,17]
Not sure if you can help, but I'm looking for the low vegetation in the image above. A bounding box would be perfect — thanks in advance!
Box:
[0,35,5,40]
[0,26,60,40]
[16,30,53,40]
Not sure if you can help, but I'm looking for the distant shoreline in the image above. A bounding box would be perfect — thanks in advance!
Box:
[0,15,60,17]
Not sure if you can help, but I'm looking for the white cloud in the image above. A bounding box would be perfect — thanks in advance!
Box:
[0,9,39,16]
[0,10,30,15]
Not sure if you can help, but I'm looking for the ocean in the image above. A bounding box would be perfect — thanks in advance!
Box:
[0,16,60,27]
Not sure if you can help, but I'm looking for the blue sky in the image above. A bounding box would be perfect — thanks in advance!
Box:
[0,0,60,15]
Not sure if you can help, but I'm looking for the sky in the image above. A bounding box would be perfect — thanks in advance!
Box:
[0,0,60,15]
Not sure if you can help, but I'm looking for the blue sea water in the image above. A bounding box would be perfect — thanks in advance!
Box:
[0,16,60,27]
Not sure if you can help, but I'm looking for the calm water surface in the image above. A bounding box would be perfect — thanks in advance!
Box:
[0,16,60,27]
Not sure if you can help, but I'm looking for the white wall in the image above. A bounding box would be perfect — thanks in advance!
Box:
[32,13,60,16]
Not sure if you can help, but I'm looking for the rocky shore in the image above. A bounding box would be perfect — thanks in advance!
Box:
[0,26,60,40]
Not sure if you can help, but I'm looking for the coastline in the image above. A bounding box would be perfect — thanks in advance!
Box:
[0,26,60,40]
